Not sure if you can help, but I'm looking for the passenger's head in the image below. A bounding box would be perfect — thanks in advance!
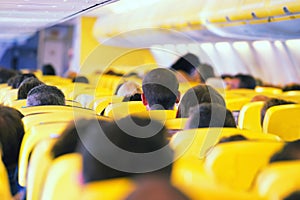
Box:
[177,84,225,118]
[0,105,24,168]
[42,64,56,75]
[198,63,215,82]
[142,68,179,110]
[186,103,236,129]
[51,119,108,159]
[283,83,300,92]
[284,191,300,200]
[261,98,295,125]
[170,53,201,77]
[8,73,37,89]
[228,74,256,89]
[270,140,300,163]
[78,116,173,184]
[17,77,44,100]
[117,81,142,102]
[219,134,248,143]
[72,76,89,84]
[0,67,18,84]
[26,85,65,106]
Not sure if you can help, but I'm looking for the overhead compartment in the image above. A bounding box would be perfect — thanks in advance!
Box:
[92,0,300,47]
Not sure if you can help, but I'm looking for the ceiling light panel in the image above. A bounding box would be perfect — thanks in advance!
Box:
[0,0,118,42]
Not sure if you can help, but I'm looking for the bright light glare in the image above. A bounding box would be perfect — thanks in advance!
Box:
[253,40,271,51]
[200,43,214,51]
[233,41,249,51]
[215,42,231,52]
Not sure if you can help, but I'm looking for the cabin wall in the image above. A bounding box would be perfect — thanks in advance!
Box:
[151,40,300,85]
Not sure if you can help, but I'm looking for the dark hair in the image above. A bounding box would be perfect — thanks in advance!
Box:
[78,116,173,184]
[261,98,295,125]
[170,53,200,76]
[123,93,142,102]
[187,103,236,129]
[51,119,108,158]
[198,63,215,82]
[0,67,18,84]
[0,106,24,167]
[284,191,300,200]
[26,85,65,106]
[72,76,89,84]
[142,68,179,110]
[17,77,44,99]
[270,140,300,163]
[42,64,56,75]
[282,84,300,92]
[234,74,257,89]
[177,84,225,118]
[219,134,248,143]
[8,73,37,89]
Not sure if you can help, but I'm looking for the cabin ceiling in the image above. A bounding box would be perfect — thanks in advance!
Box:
[0,0,118,44]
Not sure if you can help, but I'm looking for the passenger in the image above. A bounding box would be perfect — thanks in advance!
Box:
[177,84,225,118]
[270,140,300,163]
[72,76,89,84]
[142,68,180,110]
[51,119,108,158]
[0,67,18,84]
[17,77,44,100]
[26,84,65,106]
[116,81,142,102]
[0,105,24,196]
[260,98,295,125]
[42,64,56,75]
[227,74,257,89]
[185,103,236,129]
[282,83,300,92]
[219,134,248,143]
[170,53,201,82]
[77,116,173,184]
[198,63,216,83]
[8,73,37,89]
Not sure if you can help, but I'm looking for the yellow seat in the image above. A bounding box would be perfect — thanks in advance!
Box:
[65,100,82,107]
[81,178,135,200]
[132,110,177,121]
[22,111,96,132]
[263,104,300,141]
[8,99,27,110]
[0,155,12,200]
[18,105,95,116]
[41,153,82,200]
[267,0,300,16]
[225,97,251,111]
[165,118,188,130]
[26,139,56,200]
[104,101,146,119]
[19,122,69,187]
[2,89,18,105]
[91,95,124,114]
[282,91,300,103]
[252,161,300,200]
[255,86,282,95]
[204,141,284,191]
[0,86,12,103]
[238,101,264,132]
[170,128,281,160]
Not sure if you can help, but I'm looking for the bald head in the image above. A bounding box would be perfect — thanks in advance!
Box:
[142,68,179,110]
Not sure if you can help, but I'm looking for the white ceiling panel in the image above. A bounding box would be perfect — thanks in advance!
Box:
[0,0,118,43]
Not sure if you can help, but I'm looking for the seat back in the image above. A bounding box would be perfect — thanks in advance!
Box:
[81,178,135,200]
[104,101,146,119]
[165,118,188,130]
[255,86,282,95]
[19,105,95,116]
[0,155,12,200]
[238,101,264,132]
[263,104,300,141]
[132,110,177,121]
[252,161,300,200]
[26,139,56,200]
[41,153,82,200]
[19,122,69,186]
[170,128,281,160]
[204,141,284,191]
